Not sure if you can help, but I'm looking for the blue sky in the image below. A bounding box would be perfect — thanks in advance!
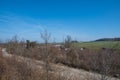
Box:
[0,0,120,42]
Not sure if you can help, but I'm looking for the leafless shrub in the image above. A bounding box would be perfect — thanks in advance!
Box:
[64,35,72,48]
[41,29,51,80]
[2,34,120,80]
[6,36,25,56]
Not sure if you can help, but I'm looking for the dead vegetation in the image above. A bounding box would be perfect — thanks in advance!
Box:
[0,35,120,80]
[1,49,120,80]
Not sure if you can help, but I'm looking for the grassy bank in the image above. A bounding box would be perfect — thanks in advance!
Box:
[74,41,120,50]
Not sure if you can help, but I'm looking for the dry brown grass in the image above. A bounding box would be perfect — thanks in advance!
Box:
[1,48,120,80]
[3,36,120,80]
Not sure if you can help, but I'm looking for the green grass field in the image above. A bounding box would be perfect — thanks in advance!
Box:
[74,41,120,50]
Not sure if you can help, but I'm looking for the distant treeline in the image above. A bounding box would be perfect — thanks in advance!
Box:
[95,38,120,41]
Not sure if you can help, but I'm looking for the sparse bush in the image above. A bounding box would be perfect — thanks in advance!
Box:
[26,40,37,49]
[64,35,72,48]
[3,35,120,80]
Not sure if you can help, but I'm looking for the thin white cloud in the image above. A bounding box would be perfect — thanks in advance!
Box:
[0,12,96,42]
[0,13,47,41]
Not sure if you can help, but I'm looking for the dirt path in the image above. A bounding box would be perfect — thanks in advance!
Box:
[1,48,120,80]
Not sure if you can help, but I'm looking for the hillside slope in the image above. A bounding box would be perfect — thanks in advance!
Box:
[1,48,120,80]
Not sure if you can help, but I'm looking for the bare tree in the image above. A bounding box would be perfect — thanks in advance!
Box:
[64,35,72,48]
[41,29,51,80]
